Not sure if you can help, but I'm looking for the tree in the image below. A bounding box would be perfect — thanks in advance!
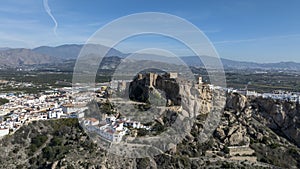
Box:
[0,98,9,105]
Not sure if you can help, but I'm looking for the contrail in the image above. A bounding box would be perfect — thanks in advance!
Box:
[43,0,58,36]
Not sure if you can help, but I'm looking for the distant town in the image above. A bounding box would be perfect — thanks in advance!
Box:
[0,79,153,141]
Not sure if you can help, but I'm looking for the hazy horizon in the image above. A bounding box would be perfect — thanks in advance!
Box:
[1,43,300,64]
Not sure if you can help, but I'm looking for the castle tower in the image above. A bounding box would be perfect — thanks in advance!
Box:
[198,76,203,84]
[148,73,158,87]
[138,73,143,80]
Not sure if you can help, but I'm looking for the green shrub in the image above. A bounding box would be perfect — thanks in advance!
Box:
[223,146,230,154]
[42,146,54,160]
[31,135,48,148]
[137,128,149,136]
[269,143,279,149]
[0,98,9,105]
[151,122,166,135]
[49,137,63,146]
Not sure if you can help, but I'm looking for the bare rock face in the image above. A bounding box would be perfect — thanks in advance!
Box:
[226,93,248,112]
[227,124,240,136]
[214,127,226,141]
[228,126,250,146]
[229,131,244,146]
[213,93,252,146]
[218,92,300,147]
[197,85,213,113]
[215,121,250,146]
[252,98,300,146]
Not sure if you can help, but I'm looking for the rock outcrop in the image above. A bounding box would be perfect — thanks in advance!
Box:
[129,73,181,106]
[251,97,300,147]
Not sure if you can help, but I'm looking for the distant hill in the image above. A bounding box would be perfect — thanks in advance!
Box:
[180,56,300,70]
[33,44,124,60]
[0,47,10,51]
[0,44,299,70]
[0,48,56,67]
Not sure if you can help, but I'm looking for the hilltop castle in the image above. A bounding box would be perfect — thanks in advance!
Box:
[129,72,181,106]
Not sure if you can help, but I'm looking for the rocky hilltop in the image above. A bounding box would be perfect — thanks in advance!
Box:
[129,72,181,106]
[0,84,299,168]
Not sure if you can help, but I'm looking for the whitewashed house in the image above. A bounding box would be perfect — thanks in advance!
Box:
[0,127,9,137]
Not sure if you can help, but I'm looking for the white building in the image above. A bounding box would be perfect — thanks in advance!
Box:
[84,118,100,126]
[124,120,141,128]
[48,108,64,119]
[0,127,9,137]
[89,124,126,142]
[237,90,258,97]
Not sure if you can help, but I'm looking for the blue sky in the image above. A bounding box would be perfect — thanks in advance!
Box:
[1,0,300,63]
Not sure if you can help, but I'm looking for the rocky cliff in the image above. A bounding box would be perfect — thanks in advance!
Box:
[251,97,300,147]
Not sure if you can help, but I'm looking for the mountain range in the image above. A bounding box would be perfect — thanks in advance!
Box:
[0,48,55,67]
[0,44,299,71]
